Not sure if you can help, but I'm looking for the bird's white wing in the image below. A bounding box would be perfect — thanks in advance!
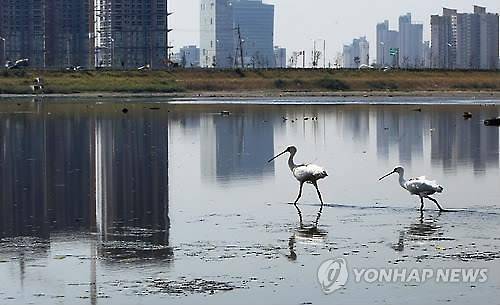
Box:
[307,164,328,179]
[293,164,328,182]
[405,178,443,195]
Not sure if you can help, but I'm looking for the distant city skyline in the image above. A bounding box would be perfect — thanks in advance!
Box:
[170,0,500,63]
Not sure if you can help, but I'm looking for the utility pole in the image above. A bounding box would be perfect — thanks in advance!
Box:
[323,40,326,68]
[236,25,244,69]
[0,37,5,67]
[313,40,316,68]
[302,50,305,68]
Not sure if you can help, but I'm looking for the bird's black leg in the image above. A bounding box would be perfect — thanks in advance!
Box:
[314,200,324,228]
[294,204,304,228]
[419,196,425,211]
[313,181,324,205]
[293,182,304,205]
[425,196,446,212]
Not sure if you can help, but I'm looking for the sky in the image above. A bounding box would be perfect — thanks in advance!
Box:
[169,0,500,64]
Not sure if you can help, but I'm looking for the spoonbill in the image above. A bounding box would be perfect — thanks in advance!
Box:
[268,146,328,206]
[379,166,446,212]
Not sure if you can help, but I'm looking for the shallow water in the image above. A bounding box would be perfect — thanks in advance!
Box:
[0,98,499,305]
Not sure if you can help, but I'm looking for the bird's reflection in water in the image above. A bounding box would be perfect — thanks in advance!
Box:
[287,204,327,261]
[392,231,405,252]
[392,211,444,252]
[286,236,297,261]
[407,210,442,238]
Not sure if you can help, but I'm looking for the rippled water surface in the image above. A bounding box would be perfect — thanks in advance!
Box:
[0,98,499,305]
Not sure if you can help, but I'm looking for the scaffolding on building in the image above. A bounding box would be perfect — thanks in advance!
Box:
[93,0,171,69]
[94,0,113,68]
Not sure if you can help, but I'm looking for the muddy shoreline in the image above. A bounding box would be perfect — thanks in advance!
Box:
[0,90,499,100]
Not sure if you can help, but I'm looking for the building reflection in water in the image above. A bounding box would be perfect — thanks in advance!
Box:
[376,108,424,163]
[200,111,274,183]
[376,107,499,172]
[0,102,50,239]
[0,102,172,262]
[337,108,370,146]
[95,107,172,261]
[376,109,401,161]
[430,109,499,174]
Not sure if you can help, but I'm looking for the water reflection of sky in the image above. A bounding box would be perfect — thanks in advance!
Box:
[1,102,498,240]
[169,105,499,207]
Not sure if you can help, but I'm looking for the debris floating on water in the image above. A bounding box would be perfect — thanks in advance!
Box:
[463,112,473,119]
[484,117,500,126]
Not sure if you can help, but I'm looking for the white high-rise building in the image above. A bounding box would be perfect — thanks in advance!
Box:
[431,8,457,69]
[476,6,499,70]
[343,36,369,68]
[377,14,423,69]
[200,0,274,68]
[200,0,234,68]
[431,6,498,70]
[359,38,370,66]
[376,20,399,67]
[342,45,353,68]
[398,13,424,68]
[423,41,431,68]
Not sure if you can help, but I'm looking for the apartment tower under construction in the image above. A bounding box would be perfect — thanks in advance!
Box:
[95,0,169,69]
[0,0,169,69]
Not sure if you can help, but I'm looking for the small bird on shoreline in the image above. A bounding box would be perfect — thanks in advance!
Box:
[379,166,447,212]
[268,146,328,206]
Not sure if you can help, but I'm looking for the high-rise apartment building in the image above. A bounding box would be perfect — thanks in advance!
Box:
[0,0,93,69]
[456,11,480,69]
[431,8,457,69]
[431,6,498,70]
[343,36,369,68]
[0,0,48,67]
[94,0,112,67]
[423,41,431,68]
[476,6,499,70]
[232,0,274,68]
[376,20,400,67]
[46,1,94,68]
[0,0,169,69]
[96,0,169,69]
[377,14,424,68]
[398,13,424,68]
[200,0,274,68]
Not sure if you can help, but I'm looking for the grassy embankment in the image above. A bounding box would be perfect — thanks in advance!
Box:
[0,69,498,95]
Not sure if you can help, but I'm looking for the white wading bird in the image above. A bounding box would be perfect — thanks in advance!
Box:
[379,166,446,212]
[268,146,328,206]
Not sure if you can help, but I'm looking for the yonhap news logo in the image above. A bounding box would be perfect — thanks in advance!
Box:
[317,257,488,294]
[317,258,349,294]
